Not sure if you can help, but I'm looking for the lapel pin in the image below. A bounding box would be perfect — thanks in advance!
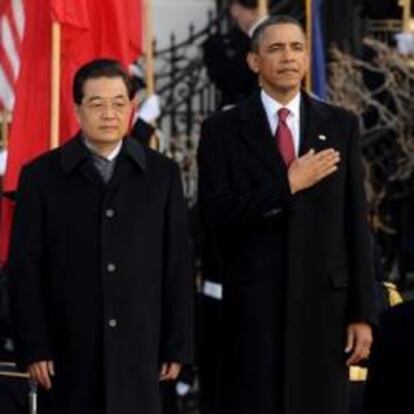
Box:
[318,134,327,141]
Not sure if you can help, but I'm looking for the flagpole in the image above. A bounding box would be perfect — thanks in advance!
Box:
[144,0,155,96]
[305,0,312,93]
[50,21,61,150]
[143,0,158,150]
[258,0,268,17]
[402,0,412,32]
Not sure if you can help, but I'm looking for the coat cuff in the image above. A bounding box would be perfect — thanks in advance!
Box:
[15,345,54,372]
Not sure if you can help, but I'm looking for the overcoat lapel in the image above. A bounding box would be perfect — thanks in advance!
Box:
[60,134,106,190]
[108,138,147,193]
[239,93,287,175]
[299,92,332,156]
[108,157,134,192]
[293,93,335,212]
[79,160,107,190]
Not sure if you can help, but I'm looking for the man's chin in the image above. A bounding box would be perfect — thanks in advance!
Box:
[87,135,124,145]
[274,83,301,94]
[97,129,125,138]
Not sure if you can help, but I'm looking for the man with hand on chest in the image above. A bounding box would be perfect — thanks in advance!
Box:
[198,15,377,414]
[8,59,193,414]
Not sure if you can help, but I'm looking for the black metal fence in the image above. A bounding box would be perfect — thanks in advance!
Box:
[155,10,229,138]
[151,10,231,203]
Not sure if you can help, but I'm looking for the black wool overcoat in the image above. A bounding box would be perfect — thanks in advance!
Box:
[8,135,193,414]
[197,92,377,414]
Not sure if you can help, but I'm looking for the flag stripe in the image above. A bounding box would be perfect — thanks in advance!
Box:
[11,0,25,40]
[0,64,14,110]
[0,42,15,84]
[1,15,20,78]
[6,3,23,54]
[0,0,25,110]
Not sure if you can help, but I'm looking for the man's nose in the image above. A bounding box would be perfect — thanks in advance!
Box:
[281,47,295,61]
[101,103,116,118]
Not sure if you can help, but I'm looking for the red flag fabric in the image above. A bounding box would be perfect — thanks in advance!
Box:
[3,0,52,192]
[52,0,142,143]
[0,0,143,263]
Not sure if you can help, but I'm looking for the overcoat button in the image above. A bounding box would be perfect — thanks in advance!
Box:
[105,209,115,218]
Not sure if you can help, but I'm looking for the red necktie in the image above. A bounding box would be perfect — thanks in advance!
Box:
[275,108,295,167]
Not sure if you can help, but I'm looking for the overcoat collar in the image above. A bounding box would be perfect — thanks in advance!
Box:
[60,132,147,174]
[238,90,332,174]
[119,137,147,172]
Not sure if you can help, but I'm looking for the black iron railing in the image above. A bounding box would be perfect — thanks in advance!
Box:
[155,10,229,134]
[152,9,230,203]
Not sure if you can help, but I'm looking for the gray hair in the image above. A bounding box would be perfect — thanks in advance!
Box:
[251,15,306,53]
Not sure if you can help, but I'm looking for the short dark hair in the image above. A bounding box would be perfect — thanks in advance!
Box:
[251,15,306,53]
[73,58,134,105]
[229,0,259,10]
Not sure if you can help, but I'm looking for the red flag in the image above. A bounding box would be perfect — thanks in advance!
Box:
[0,0,143,263]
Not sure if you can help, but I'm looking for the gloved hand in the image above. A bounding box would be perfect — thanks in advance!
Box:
[135,94,161,124]
[0,149,8,176]
[395,32,414,55]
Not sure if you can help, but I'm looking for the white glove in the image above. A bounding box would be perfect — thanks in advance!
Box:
[135,94,161,124]
[129,62,145,80]
[395,32,414,55]
[0,149,8,176]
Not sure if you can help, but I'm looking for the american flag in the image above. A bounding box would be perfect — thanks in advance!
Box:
[0,0,25,111]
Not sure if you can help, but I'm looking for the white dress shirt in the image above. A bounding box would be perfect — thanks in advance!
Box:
[83,139,122,161]
[260,89,301,156]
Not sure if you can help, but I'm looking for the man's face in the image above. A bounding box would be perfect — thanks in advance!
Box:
[75,76,133,145]
[248,23,310,95]
[229,3,257,34]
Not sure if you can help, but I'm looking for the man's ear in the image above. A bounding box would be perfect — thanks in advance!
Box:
[247,51,259,74]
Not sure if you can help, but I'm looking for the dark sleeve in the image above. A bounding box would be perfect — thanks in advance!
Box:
[130,118,155,147]
[202,34,233,92]
[160,163,193,364]
[197,118,292,229]
[202,31,256,102]
[7,166,53,370]
[345,114,378,325]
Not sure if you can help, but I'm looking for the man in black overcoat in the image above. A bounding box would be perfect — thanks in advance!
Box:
[197,16,377,414]
[8,59,193,414]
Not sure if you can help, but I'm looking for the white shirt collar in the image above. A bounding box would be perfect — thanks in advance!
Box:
[248,15,268,38]
[260,89,302,156]
[83,138,123,161]
[260,89,301,122]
